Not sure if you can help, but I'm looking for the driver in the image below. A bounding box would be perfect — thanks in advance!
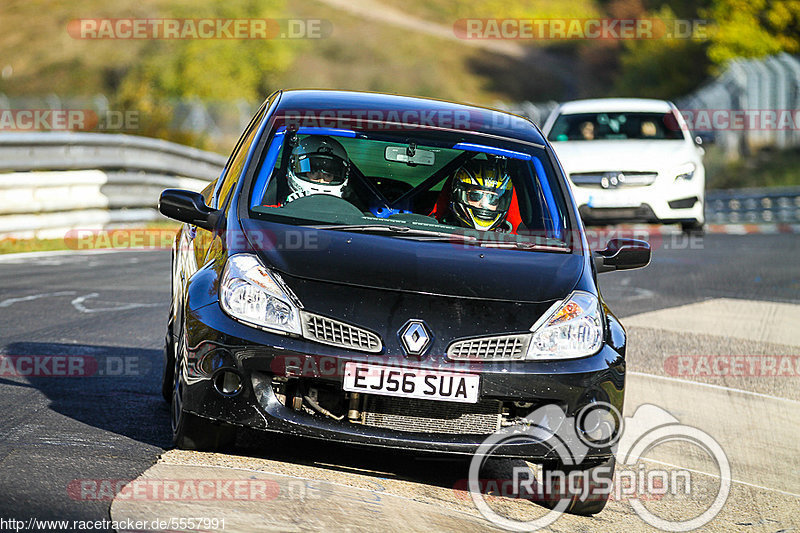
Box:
[447,157,513,232]
[285,135,350,203]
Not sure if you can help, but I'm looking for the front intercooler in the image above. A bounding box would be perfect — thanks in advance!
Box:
[361,395,503,435]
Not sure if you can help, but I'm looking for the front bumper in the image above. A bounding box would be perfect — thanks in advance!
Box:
[570,174,705,225]
[176,300,626,461]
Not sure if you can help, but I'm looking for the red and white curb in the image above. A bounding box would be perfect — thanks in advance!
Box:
[587,223,800,235]
[705,223,800,234]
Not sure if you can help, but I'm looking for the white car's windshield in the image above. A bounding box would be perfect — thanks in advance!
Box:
[548,111,685,141]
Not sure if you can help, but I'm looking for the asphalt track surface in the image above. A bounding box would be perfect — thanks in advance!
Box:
[0,233,798,531]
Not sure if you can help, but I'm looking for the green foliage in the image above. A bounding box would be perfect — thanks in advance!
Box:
[379,0,601,20]
[614,38,710,98]
[456,0,601,19]
[614,6,711,98]
[702,0,800,65]
[113,0,295,149]
[118,0,295,101]
[4,0,800,151]
[705,147,800,189]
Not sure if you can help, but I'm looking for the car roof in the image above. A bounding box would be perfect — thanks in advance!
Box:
[271,89,546,146]
[555,98,675,114]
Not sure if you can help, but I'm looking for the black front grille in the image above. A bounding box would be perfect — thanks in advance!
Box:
[570,171,658,188]
[580,204,657,223]
[447,334,530,361]
[300,312,382,353]
[668,196,699,209]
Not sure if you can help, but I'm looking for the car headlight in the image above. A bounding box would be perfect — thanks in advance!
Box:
[526,291,603,359]
[220,254,302,335]
[674,162,696,181]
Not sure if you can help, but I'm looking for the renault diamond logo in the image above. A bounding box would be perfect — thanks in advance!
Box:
[399,320,431,356]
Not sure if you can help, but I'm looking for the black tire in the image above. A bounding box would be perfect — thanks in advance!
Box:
[539,456,615,516]
[681,221,705,236]
[172,411,237,451]
[161,322,175,402]
[163,246,178,402]
[170,347,236,451]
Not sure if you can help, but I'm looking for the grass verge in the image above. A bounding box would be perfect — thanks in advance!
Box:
[706,147,800,190]
[0,222,180,255]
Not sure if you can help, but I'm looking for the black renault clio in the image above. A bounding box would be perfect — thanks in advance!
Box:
[159,90,650,514]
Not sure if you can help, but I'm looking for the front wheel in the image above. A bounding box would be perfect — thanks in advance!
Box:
[161,321,175,402]
[681,220,705,236]
[170,344,236,451]
[539,456,616,516]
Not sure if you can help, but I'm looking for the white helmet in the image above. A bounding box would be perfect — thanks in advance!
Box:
[286,135,350,202]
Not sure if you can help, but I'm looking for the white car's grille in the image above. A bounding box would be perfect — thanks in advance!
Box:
[447,334,530,361]
[570,171,657,188]
[300,312,382,353]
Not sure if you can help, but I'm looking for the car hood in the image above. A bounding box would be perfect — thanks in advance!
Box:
[240,218,583,303]
[551,140,697,174]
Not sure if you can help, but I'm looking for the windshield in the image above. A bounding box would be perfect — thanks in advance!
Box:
[548,111,686,141]
[248,127,572,250]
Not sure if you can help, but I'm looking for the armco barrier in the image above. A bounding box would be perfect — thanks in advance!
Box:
[705,186,800,225]
[1,133,798,239]
[0,133,225,239]
[0,132,226,179]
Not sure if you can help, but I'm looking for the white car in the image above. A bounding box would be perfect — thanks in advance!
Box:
[543,98,705,233]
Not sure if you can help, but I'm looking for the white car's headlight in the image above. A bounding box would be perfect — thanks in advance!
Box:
[526,291,603,359]
[674,162,696,181]
[220,254,302,335]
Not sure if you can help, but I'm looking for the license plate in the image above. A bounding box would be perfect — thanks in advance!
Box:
[342,362,480,403]
[588,194,641,208]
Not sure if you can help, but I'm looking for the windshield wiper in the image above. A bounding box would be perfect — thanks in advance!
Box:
[308,224,479,242]
[308,224,570,251]
[475,239,571,252]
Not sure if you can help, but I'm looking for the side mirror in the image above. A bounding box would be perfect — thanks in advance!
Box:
[159,189,221,231]
[594,238,651,273]
[694,132,715,146]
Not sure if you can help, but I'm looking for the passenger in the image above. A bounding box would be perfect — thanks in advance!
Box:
[446,158,513,232]
[579,121,595,140]
[640,120,657,138]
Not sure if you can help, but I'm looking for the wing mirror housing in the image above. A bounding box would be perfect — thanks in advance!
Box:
[158,189,221,231]
[594,238,651,273]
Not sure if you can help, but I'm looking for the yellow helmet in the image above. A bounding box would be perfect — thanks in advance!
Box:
[450,158,512,230]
